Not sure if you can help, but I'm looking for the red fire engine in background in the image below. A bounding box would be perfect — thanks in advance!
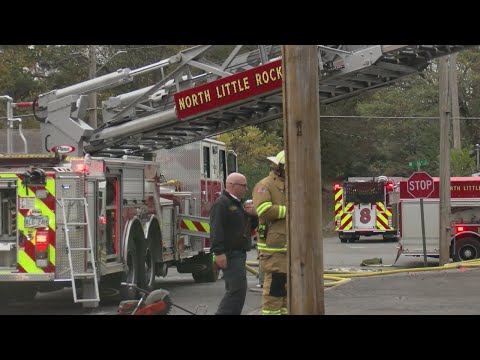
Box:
[334,176,400,243]
[397,176,480,262]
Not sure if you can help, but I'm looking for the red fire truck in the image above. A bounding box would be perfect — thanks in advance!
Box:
[398,176,480,262]
[334,176,400,242]
[0,45,468,306]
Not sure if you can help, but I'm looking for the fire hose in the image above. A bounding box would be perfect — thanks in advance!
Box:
[246,258,480,288]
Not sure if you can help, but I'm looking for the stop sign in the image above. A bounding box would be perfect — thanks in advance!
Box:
[407,172,434,198]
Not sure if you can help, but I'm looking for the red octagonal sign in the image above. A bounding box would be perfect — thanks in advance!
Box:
[407,171,434,198]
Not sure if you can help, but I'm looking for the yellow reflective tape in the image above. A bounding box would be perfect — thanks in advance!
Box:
[377,202,386,211]
[17,212,24,234]
[376,220,387,230]
[257,202,272,216]
[18,250,44,274]
[262,309,282,315]
[202,222,210,233]
[183,220,197,232]
[0,174,18,178]
[334,188,343,202]
[335,202,342,211]
[278,205,286,219]
[384,208,392,217]
[340,213,352,226]
[344,202,354,212]
[257,243,287,252]
[45,177,55,197]
[49,244,55,266]
[341,213,352,230]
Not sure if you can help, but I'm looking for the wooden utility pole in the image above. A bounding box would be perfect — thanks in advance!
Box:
[88,45,97,128]
[439,56,451,265]
[283,45,324,314]
[450,54,461,149]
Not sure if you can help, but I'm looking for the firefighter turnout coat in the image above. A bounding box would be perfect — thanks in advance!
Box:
[252,171,287,267]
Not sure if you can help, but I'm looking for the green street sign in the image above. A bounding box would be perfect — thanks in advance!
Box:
[408,160,429,167]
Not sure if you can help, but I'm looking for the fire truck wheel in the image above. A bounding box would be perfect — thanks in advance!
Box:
[339,238,347,243]
[453,237,480,262]
[144,247,156,291]
[121,245,140,300]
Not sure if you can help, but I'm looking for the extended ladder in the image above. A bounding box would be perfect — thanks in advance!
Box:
[59,197,100,304]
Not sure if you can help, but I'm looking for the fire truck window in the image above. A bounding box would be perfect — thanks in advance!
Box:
[105,209,115,255]
[345,182,385,204]
[219,149,227,185]
[203,146,210,178]
[227,151,237,174]
[106,178,116,206]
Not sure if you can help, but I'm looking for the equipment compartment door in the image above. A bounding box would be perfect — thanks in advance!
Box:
[353,204,376,229]
[98,176,121,262]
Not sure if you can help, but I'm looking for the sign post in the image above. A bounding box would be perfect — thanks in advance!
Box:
[407,171,435,267]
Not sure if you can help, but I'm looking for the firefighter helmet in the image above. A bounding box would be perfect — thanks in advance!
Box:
[267,150,286,165]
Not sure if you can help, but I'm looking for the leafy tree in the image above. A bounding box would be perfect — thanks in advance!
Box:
[219,126,282,198]
[450,147,476,176]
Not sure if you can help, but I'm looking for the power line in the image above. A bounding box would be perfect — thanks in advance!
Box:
[321,115,480,120]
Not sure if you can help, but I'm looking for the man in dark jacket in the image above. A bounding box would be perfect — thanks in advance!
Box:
[210,172,258,315]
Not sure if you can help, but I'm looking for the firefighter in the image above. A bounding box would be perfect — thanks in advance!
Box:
[252,150,287,315]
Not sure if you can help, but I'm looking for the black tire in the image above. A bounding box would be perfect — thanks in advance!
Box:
[340,237,347,243]
[121,242,140,300]
[144,247,156,291]
[453,237,480,262]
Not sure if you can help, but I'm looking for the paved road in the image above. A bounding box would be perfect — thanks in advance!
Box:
[1,236,473,315]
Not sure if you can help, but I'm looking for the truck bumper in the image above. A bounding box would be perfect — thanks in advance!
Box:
[0,272,55,281]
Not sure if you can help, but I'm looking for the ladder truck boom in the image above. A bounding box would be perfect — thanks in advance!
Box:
[35,45,472,158]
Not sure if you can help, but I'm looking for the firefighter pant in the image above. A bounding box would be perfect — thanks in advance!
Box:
[215,250,247,315]
[259,251,287,315]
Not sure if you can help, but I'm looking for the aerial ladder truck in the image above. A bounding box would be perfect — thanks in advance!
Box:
[0,45,471,307]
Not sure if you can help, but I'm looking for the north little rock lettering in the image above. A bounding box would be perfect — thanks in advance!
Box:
[451,185,480,192]
[216,77,250,98]
[177,89,212,111]
[255,66,282,86]
[177,64,283,112]
[177,77,251,111]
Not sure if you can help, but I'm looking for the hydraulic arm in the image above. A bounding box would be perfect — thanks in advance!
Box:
[35,45,472,157]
